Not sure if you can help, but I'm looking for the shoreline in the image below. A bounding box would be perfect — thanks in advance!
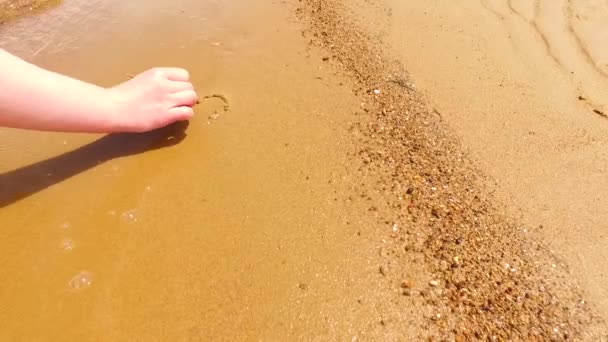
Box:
[1,0,607,339]
[371,0,608,325]
[296,0,606,339]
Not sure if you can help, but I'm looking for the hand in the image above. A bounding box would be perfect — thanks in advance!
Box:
[108,68,198,133]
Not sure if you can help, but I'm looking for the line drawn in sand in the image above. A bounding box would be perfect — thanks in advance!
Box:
[199,93,230,124]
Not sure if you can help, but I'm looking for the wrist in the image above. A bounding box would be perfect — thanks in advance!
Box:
[103,87,131,133]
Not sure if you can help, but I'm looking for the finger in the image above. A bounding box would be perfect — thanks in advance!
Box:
[168,106,194,120]
[162,68,190,81]
[170,90,198,107]
[168,80,194,93]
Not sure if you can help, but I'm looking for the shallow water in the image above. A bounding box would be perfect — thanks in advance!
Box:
[0,1,407,339]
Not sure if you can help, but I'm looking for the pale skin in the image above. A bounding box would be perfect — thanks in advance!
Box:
[0,48,198,133]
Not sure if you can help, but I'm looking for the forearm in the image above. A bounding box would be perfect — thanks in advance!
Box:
[0,49,118,133]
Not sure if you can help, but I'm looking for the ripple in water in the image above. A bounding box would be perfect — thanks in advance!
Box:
[120,209,138,223]
[68,271,93,291]
[61,238,74,252]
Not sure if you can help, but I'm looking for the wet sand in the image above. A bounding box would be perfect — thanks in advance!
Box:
[0,0,416,339]
[0,0,60,24]
[1,0,608,340]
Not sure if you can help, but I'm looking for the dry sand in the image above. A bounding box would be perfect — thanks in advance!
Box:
[297,0,608,339]
[339,0,608,329]
[379,0,608,322]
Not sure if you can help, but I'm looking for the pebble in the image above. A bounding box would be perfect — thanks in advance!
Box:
[429,280,439,287]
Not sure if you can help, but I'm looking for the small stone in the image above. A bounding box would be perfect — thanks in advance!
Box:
[373,89,381,95]
[401,279,412,288]
[429,280,439,287]
[431,208,440,218]
[379,247,388,257]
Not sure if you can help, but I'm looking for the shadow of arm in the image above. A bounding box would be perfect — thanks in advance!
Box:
[0,121,188,208]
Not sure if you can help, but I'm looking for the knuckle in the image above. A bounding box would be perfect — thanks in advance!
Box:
[177,68,190,80]
[150,67,166,79]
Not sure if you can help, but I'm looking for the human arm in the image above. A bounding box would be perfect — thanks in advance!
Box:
[0,49,198,133]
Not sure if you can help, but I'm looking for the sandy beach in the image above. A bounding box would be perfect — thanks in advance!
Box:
[380,0,608,321]
[362,0,608,324]
[1,0,608,339]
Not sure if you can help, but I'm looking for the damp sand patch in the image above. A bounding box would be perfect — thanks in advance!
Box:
[0,0,61,25]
